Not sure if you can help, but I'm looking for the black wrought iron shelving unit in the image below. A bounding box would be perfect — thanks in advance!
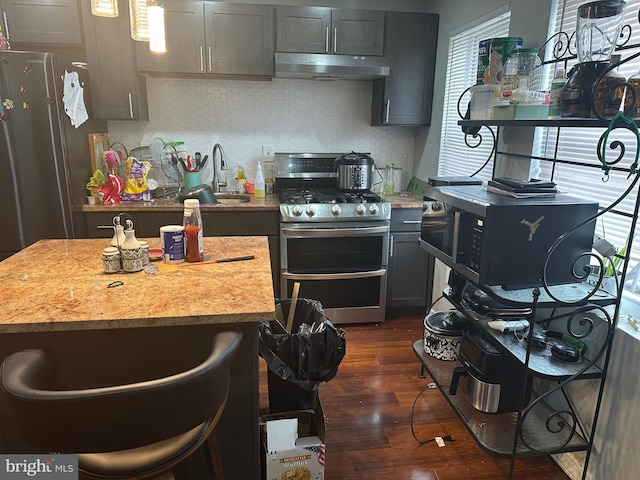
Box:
[414,29,640,480]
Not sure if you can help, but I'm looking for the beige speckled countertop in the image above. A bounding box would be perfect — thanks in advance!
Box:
[82,192,424,212]
[0,237,275,333]
[381,192,424,208]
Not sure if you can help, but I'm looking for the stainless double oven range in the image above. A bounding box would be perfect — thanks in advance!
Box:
[275,153,391,324]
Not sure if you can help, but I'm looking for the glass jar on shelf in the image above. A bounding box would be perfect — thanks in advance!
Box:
[498,48,542,104]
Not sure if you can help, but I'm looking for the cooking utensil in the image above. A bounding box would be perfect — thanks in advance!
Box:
[461,283,532,317]
[423,310,470,361]
[178,184,216,204]
[178,255,255,266]
[286,282,300,333]
[335,151,376,190]
[197,154,209,171]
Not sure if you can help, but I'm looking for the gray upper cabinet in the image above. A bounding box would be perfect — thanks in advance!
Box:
[276,6,384,56]
[135,1,274,77]
[371,12,438,126]
[80,0,148,120]
[0,0,81,44]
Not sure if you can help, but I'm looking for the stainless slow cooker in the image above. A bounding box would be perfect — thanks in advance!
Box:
[335,152,376,190]
[423,310,470,361]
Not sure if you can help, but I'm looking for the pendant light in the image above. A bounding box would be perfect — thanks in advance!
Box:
[147,0,166,53]
[91,0,118,17]
[129,0,149,41]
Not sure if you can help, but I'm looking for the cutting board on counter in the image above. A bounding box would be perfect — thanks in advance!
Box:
[406,176,427,196]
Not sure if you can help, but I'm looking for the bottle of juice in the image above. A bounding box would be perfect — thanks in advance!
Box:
[183,199,204,262]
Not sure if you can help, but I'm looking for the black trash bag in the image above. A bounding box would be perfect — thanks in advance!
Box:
[259,298,346,392]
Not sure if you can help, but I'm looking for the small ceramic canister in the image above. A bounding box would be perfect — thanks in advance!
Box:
[139,241,150,265]
[102,247,121,273]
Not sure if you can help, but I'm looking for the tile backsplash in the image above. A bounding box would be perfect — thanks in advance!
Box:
[107,77,416,190]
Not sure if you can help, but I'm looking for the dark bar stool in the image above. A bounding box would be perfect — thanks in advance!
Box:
[0,330,242,480]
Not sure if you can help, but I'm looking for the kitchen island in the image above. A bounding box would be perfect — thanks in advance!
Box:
[0,236,275,479]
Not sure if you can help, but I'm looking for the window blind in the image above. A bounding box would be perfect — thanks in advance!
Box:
[438,12,511,183]
[539,0,640,289]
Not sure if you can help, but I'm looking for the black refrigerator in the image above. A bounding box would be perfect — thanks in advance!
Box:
[0,49,108,260]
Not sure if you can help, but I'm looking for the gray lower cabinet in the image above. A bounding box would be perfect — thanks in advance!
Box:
[372,12,438,126]
[80,0,148,120]
[276,6,384,56]
[387,208,431,310]
[0,0,81,44]
[135,1,274,77]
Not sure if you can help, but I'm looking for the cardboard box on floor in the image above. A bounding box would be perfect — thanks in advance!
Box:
[261,400,326,480]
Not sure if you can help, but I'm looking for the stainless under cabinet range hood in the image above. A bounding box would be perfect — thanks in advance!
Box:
[274,52,390,80]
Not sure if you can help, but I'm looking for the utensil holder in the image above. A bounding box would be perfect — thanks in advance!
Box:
[183,171,201,189]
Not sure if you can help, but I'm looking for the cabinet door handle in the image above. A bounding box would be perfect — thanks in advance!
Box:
[128,93,133,119]
[199,46,204,72]
[325,27,329,53]
[385,100,391,123]
[333,27,337,53]
[389,234,394,257]
[3,12,9,39]
[208,46,212,72]
[402,220,421,224]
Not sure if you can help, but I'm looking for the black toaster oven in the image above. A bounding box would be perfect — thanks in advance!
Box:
[419,184,599,289]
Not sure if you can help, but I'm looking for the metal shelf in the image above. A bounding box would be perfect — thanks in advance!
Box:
[443,290,606,381]
[413,341,590,457]
[458,118,632,128]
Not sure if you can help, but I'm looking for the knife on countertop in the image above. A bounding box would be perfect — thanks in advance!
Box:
[178,255,255,266]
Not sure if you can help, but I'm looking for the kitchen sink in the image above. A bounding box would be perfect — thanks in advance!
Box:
[213,193,251,204]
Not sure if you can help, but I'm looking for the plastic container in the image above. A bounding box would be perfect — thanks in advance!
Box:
[254,161,265,198]
[160,225,185,264]
[476,37,523,85]
[470,84,499,119]
[183,199,204,263]
[499,48,542,103]
[548,68,566,119]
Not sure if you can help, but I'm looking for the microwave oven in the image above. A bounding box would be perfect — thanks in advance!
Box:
[419,185,599,289]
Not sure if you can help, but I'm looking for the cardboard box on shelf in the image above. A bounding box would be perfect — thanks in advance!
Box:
[261,400,326,480]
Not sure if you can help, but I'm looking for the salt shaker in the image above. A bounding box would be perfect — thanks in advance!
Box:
[102,247,121,273]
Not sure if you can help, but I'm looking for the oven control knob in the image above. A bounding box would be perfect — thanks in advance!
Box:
[306,205,317,217]
[331,204,342,216]
[368,204,379,215]
[355,204,366,215]
[292,205,303,216]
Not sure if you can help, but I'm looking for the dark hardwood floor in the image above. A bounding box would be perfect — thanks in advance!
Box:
[259,314,570,480]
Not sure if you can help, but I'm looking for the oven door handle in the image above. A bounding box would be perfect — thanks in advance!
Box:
[282,269,386,281]
[281,226,389,237]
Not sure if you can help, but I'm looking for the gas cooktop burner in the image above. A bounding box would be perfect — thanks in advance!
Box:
[278,188,383,204]
[278,188,390,222]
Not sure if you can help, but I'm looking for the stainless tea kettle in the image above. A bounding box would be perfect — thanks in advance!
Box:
[335,151,376,190]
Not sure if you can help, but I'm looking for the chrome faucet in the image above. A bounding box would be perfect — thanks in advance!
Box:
[211,143,228,192]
